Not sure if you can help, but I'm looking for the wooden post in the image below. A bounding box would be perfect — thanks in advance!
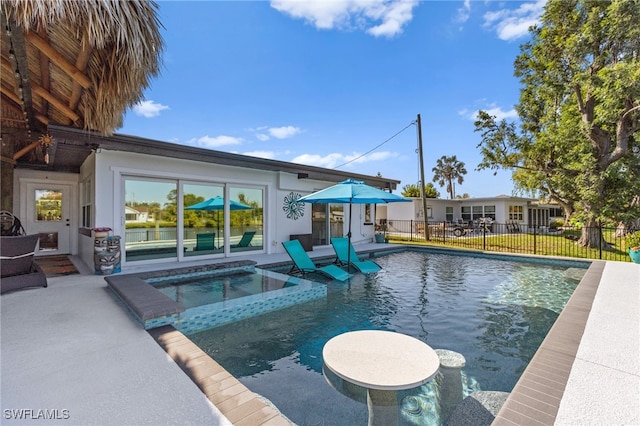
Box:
[417,114,430,240]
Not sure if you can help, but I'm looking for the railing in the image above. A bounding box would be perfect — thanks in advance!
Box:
[124,226,262,243]
[379,219,633,262]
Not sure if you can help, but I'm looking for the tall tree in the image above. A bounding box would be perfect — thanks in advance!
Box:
[432,155,467,199]
[475,0,640,248]
[401,183,440,198]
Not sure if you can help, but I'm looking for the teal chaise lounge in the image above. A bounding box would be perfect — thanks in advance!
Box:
[231,231,256,248]
[330,237,381,274]
[282,239,351,281]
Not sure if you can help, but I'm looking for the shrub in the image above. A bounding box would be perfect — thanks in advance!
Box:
[549,219,564,229]
[626,231,640,251]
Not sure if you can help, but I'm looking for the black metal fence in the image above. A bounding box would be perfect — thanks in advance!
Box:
[379,219,633,262]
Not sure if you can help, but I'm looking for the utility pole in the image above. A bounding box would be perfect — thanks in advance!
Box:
[416,114,430,241]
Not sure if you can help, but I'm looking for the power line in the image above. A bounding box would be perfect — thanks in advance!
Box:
[332,120,416,170]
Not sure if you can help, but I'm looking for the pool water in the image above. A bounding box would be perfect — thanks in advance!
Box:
[188,251,586,425]
[152,270,298,309]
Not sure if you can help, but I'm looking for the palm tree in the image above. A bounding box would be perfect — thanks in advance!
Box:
[401,183,440,198]
[432,155,467,199]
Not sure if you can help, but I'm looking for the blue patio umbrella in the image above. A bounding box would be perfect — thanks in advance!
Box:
[186,196,252,247]
[298,179,410,271]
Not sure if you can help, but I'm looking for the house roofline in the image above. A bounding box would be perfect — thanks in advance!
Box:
[403,196,541,203]
[48,125,401,190]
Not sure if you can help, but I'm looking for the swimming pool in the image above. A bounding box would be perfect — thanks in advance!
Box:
[188,250,587,425]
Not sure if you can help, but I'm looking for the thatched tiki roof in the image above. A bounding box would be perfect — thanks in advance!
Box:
[0,0,163,210]
[1,0,164,159]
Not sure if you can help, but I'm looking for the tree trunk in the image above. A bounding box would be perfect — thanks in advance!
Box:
[578,217,611,250]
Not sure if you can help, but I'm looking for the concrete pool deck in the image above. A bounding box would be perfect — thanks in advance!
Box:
[1,244,638,425]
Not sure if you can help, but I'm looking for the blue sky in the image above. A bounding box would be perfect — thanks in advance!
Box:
[119,0,546,197]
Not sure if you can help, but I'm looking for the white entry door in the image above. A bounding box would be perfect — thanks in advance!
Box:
[24,183,72,255]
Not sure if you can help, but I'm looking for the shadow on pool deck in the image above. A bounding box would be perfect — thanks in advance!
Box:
[1,245,638,425]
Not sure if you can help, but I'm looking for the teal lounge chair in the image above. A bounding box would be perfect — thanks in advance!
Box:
[282,240,352,281]
[195,233,215,251]
[330,237,381,274]
[231,231,256,248]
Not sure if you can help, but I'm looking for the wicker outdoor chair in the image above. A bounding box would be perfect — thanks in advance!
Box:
[1,234,48,294]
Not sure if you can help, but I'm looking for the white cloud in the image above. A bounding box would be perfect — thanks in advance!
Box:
[455,0,471,25]
[292,153,344,168]
[268,126,301,139]
[242,150,277,159]
[253,125,301,141]
[483,0,546,41]
[461,104,518,121]
[291,150,397,169]
[132,100,169,118]
[482,106,518,120]
[270,0,419,38]
[188,135,244,149]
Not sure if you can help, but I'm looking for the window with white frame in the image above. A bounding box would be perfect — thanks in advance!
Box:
[81,178,92,228]
[445,206,454,222]
[461,206,471,221]
[461,205,495,221]
[509,205,524,221]
[483,205,496,220]
[472,206,484,220]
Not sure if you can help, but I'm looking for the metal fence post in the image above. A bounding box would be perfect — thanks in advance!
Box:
[410,219,414,241]
[482,224,486,250]
[599,222,603,260]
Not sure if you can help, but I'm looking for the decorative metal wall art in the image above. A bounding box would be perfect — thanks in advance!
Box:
[283,192,305,220]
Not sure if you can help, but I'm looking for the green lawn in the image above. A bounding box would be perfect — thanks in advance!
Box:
[388,230,632,262]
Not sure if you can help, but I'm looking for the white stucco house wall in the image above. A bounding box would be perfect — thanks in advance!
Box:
[380,196,555,231]
[12,125,400,272]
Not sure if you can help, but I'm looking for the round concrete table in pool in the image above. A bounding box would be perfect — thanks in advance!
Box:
[322,330,440,426]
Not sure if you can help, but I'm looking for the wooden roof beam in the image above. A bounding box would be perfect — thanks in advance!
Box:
[1,57,16,79]
[1,83,21,106]
[69,43,93,110]
[37,29,51,118]
[25,31,91,89]
[65,42,93,126]
[13,139,41,161]
[35,112,49,126]
[31,82,80,122]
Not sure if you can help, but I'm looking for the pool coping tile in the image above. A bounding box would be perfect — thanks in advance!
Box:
[493,260,605,426]
[148,325,293,426]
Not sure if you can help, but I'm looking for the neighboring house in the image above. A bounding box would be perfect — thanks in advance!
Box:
[11,125,399,271]
[124,206,150,223]
[379,196,555,230]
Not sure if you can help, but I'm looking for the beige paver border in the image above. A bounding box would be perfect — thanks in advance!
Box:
[493,260,604,425]
[149,325,293,426]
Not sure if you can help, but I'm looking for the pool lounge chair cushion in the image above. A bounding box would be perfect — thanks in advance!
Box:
[330,237,381,274]
[282,239,352,281]
[0,234,48,294]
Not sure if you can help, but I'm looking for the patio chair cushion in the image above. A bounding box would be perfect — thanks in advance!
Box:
[0,234,39,277]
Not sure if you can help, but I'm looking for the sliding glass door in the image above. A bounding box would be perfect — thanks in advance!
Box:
[183,183,224,257]
[229,186,263,253]
[124,177,265,263]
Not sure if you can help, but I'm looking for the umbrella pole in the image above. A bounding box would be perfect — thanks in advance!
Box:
[347,202,352,273]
